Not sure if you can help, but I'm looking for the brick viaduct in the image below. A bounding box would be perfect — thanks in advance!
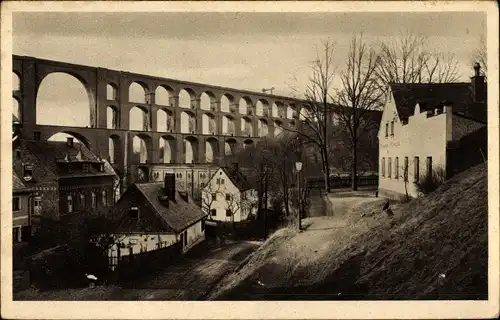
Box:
[12,55,310,182]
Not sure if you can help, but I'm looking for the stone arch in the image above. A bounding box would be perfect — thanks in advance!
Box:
[36,72,93,127]
[272,102,279,117]
[129,106,149,131]
[180,110,196,134]
[241,116,253,136]
[205,137,219,163]
[129,81,148,104]
[287,104,295,119]
[13,97,20,121]
[239,97,253,115]
[155,85,173,106]
[200,91,217,111]
[156,108,169,132]
[220,94,234,113]
[179,88,196,109]
[256,99,270,117]
[108,134,120,164]
[274,120,283,137]
[202,112,217,135]
[13,72,20,91]
[132,133,151,164]
[47,131,91,149]
[225,138,237,156]
[258,118,269,137]
[299,105,310,120]
[106,83,117,100]
[184,136,199,164]
[222,115,236,136]
[159,135,175,164]
[107,106,118,129]
[243,139,254,149]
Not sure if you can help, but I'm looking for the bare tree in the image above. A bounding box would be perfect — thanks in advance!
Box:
[472,34,487,77]
[335,34,385,191]
[284,41,337,193]
[200,181,223,219]
[224,191,258,224]
[375,31,460,90]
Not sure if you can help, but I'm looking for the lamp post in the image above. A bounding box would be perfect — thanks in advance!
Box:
[295,160,303,231]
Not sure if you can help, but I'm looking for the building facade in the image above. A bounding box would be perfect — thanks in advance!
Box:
[12,137,118,225]
[378,63,487,200]
[202,164,258,223]
[12,173,32,244]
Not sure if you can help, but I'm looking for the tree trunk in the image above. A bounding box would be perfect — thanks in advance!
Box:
[322,147,331,193]
[351,141,358,191]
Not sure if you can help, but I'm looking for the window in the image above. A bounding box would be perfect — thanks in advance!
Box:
[404,157,409,181]
[381,158,385,177]
[15,149,21,160]
[200,182,206,189]
[221,178,225,184]
[23,165,33,180]
[201,219,205,231]
[388,158,392,178]
[226,209,232,217]
[91,192,97,208]
[83,163,90,173]
[414,157,420,183]
[33,131,41,140]
[102,190,107,207]
[80,193,86,209]
[129,207,139,219]
[13,227,21,243]
[426,157,433,178]
[385,123,389,137]
[183,230,187,246]
[13,197,20,211]
[212,193,217,201]
[100,164,104,172]
[390,121,394,136]
[395,157,399,179]
[67,195,73,213]
[225,194,231,201]
[242,192,247,200]
[33,196,42,216]
[211,209,216,217]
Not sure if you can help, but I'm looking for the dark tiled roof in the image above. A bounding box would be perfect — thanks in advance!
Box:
[221,167,254,192]
[14,139,116,185]
[389,82,487,122]
[13,172,28,191]
[135,183,206,233]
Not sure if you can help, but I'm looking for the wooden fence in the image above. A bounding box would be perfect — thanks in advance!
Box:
[306,175,379,190]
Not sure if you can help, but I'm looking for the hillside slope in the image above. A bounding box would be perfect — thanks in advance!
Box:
[209,164,488,300]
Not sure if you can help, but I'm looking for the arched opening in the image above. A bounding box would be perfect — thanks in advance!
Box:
[272,102,279,117]
[222,115,235,136]
[300,106,309,120]
[180,111,196,134]
[36,72,92,127]
[132,135,149,164]
[200,92,216,111]
[274,120,283,137]
[239,97,252,115]
[258,119,269,137]
[109,135,120,164]
[106,84,117,100]
[159,135,175,164]
[136,166,149,183]
[47,131,91,149]
[155,85,172,106]
[107,106,118,129]
[241,117,253,136]
[225,138,237,156]
[205,138,219,163]
[184,136,198,164]
[287,105,295,119]
[128,82,147,104]
[13,72,20,91]
[220,94,234,113]
[129,106,149,131]
[179,88,195,109]
[256,99,269,117]
[157,109,168,132]
[13,97,20,121]
[202,113,216,135]
[243,139,254,149]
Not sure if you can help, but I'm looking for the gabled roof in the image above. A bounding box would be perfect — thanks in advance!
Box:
[13,172,29,192]
[14,139,116,184]
[220,166,254,192]
[389,82,487,123]
[134,183,206,233]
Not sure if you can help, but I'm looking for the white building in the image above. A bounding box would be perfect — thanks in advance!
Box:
[378,63,487,200]
[108,173,207,268]
[201,163,258,223]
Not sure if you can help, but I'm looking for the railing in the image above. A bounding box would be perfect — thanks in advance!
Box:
[306,175,379,189]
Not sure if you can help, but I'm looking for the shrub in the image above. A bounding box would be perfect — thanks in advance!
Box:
[415,167,447,195]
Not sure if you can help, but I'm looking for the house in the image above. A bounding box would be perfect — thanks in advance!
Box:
[201,163,258,223]
[109,173,207,264]
[12,137,118,227]
[378,63,487,200]
[12,172,32,244]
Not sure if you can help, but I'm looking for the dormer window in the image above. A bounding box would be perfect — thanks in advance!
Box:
[23,165,33,181]
[129,207,139,219]
[67,195,73,213]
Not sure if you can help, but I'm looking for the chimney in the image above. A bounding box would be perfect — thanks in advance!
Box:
[164,173,176,200]
[66,137,74,147]
[471,62,486,103]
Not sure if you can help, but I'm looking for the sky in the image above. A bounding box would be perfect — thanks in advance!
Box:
[13,11,486,130]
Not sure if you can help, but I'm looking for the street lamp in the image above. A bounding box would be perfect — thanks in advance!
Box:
[295,160,303,230]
